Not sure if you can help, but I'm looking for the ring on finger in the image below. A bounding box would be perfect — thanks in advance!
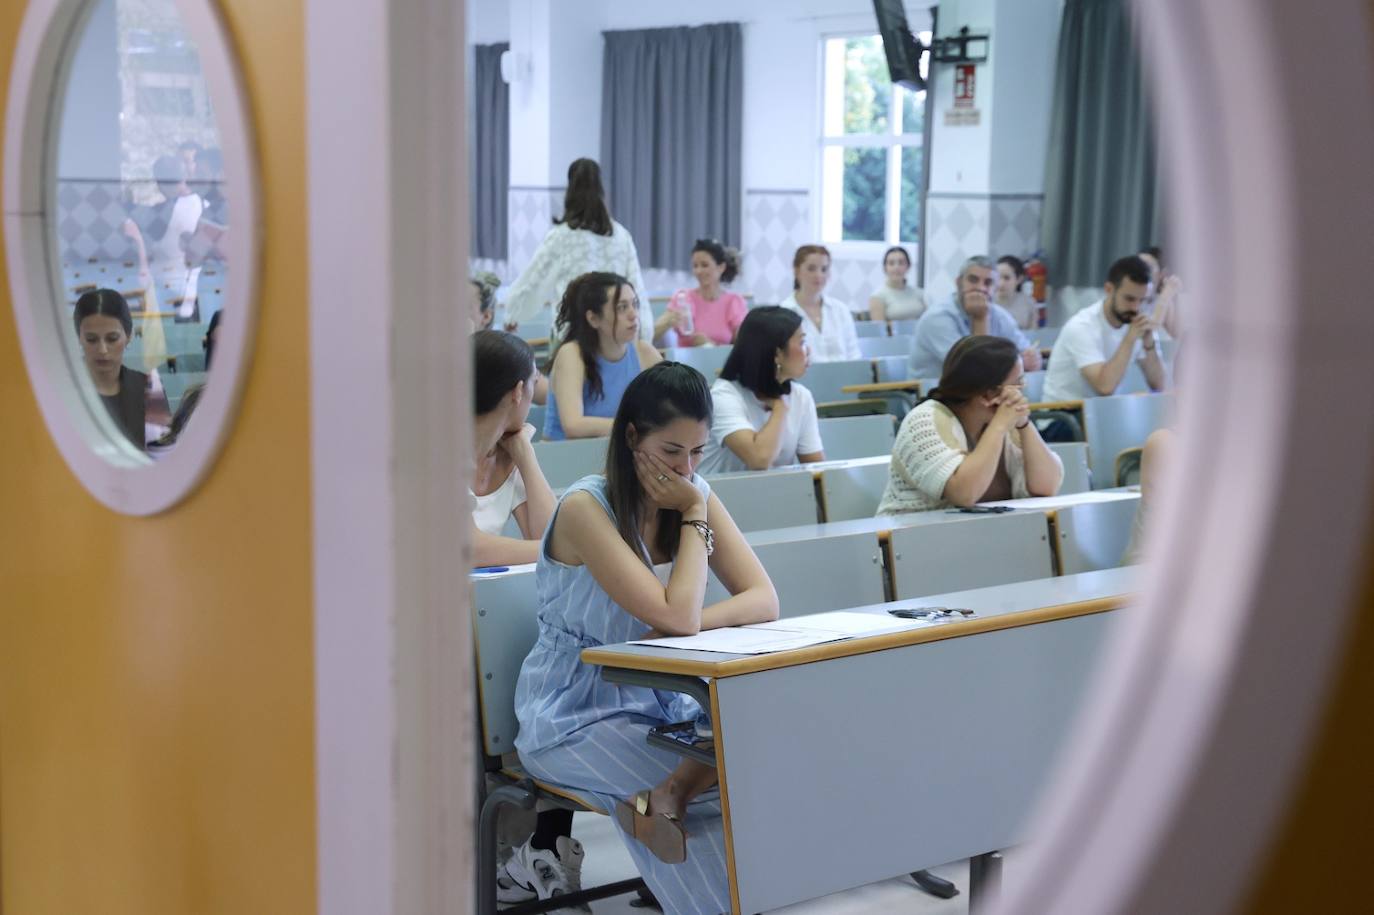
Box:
[657,473,668,482]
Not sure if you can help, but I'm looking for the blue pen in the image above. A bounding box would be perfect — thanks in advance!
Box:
[472,566,510,575]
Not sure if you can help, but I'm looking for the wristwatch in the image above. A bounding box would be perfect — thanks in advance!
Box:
[682,519,715,556]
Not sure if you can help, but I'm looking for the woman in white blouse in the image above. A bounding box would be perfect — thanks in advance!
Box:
[780,244,861,362]
[502,158,655,343]
[878,335,1062,515]
[699,306,825,474]
[470,330,557,567]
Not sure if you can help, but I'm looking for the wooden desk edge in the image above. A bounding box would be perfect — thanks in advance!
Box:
[841,381,922,394]
[1029,399,1084,412]
[581,594,1128,679]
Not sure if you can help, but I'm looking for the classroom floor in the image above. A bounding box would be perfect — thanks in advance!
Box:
[568,810,1016,914]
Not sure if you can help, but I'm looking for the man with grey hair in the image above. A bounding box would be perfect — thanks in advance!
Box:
[910,256,1044,378]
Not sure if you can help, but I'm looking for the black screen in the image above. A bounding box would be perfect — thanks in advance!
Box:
[872,0,928,92]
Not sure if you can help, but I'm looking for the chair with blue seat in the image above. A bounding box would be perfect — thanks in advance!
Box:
[888,512,1056,599]
[818,414,896,460]
[889,319,919,337]
[1055,497,1141,573]
[664,345,732,380]
[1081,393,1174,489]
[818,459,891,522]
[857,335,917,359]
[472,571,652,913]
[745,530,888,617]
[854,320,888,338]
[1049,441,1093,494]
[804,359,876,404]
[707,469,820,532]
[532,437,609,490]
[1022,370,1046,403]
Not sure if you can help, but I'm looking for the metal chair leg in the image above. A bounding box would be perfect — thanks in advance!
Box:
[911,868,959,899]
[477,784,537,914]
[968,851,1004,913]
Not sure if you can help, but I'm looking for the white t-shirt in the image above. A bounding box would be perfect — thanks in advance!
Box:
[470,466,527,536]
[699,378,824,476]
[780,293,862,363]
[1043,300,1145,402]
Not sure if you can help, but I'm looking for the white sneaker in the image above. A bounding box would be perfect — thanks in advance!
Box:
[496,854,537,904]
[502,837,591,912]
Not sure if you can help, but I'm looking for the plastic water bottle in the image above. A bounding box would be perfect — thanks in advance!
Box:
[671,291,695,336]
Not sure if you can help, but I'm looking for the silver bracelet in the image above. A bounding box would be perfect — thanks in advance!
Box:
[681,519,715,556]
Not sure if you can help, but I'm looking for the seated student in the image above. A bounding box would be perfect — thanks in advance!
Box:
[466,331,578,902]
[911,256,1043,378]
[867,245,928,322]
[470,271,548,404]
[544,272,661,440]
[780,244,861,362]
[73,288,171,451]
[1139,244,1184,339]
[470,331,557,568]
[995,255,1039,330]
[514,362,779,915]
[878,336,1063,514]
[1042,255,1167,402]
[654,238,747,347]
[699,306,825,474]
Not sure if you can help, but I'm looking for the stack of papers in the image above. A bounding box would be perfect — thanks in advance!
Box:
[627,611,931,655]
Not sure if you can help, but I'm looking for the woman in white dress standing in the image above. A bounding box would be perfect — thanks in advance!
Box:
[503,158,656,343]
[780,244,861,362]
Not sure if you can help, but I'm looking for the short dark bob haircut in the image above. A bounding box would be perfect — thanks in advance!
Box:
[719,305,803,400]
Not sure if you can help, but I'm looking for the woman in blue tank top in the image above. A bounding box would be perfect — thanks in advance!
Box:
[544,272,662,440]
[515,362,779,914]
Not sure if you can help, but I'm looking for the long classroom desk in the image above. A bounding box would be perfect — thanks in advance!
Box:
[581,567,1135,914]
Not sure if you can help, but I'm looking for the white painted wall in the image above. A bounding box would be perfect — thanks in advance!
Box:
[989,0,1060,193]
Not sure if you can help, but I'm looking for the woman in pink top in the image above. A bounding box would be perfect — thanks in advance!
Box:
[656,239,748,347]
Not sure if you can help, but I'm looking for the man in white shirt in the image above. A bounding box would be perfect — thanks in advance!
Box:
[1043,255,1168,402]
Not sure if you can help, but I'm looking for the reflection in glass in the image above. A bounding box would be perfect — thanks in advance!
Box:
[54,0,228,459]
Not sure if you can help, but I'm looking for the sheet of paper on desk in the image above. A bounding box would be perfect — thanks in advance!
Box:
[627,626,851,655]
[984,490,1138,509]
[748,611,930,637]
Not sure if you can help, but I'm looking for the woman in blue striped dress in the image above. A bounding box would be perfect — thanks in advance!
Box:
[514,362,779,915]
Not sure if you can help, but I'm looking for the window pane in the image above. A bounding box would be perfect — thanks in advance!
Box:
[899,86,925,136]
[843,147,888,241]
[900,146,924,242]
[843,36,890,135]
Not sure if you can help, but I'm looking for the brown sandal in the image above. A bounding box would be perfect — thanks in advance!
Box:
[615,790,688,864]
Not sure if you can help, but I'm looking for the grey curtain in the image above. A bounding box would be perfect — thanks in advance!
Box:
[472,42,509,259]
[600,23,743,270]
[1041,0,1164,288]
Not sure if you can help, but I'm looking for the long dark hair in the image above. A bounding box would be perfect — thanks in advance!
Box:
[926,335,1019,408]
[720,306,802,399]
[472,330,535,414]
[604,362,713,566]
[555,158,613,236]
[552,272,631,403]
[73,288,133,336]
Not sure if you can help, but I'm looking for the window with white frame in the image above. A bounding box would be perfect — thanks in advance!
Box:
[819,32,931,245]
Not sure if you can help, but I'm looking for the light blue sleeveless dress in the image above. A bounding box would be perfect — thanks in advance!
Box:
[514,475,730,915]
[543,344,642,441]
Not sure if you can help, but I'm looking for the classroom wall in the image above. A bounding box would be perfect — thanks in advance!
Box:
[0,2,316,913]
